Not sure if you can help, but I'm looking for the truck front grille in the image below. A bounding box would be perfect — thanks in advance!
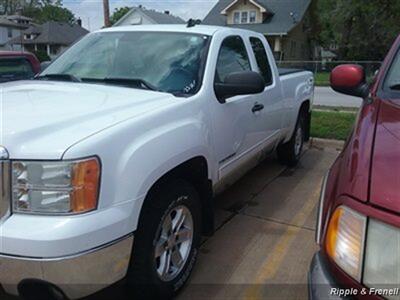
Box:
[0,160,10,222]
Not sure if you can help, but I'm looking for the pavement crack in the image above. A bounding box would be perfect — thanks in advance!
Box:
[239,211,315,232]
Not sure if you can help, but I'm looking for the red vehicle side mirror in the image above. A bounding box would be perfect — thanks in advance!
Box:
[330,64,369,98]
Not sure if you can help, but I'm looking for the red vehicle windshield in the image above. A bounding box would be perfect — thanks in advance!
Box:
[0,57,35,82]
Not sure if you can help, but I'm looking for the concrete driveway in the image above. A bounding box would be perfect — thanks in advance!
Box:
[177,141,341,300]
[314,86,362,107]
[1,142,341,300]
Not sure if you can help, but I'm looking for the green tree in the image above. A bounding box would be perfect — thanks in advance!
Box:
[26,4,75,24]
[110,6,131,25]
[318,0,400,60]
[0,0,23,14]
[33,49,50,62]
[0,0,50,14]
[0,0,75,24]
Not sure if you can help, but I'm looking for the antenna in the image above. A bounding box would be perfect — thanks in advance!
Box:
[187,19,202,28]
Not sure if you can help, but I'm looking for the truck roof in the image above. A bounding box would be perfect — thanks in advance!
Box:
[0,51,35,57]
[99,24,257,36]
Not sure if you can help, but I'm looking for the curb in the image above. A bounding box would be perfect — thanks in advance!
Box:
[310,138,345,150]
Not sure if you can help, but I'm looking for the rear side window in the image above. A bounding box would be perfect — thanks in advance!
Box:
[250,37,273,86]
[215,36,250,83]
[0,58,34,82]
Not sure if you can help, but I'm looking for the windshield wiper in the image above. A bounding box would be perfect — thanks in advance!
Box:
[82,77,158,91]
[36,74,82,83]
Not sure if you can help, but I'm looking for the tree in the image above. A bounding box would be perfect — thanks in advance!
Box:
[318,0,400,60]
[0,0,75,24]
[110,6,131,25]
[33,49,50,62]
[25,4,75,24]
[0,0,23,14]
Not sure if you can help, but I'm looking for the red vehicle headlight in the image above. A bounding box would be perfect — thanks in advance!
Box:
[325,206,367,281]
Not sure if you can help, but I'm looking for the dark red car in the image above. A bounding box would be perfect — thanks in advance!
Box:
[0,51,41,83]
[309,35,400,299]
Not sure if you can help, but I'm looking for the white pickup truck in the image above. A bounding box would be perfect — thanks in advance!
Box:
[0,25,313,299]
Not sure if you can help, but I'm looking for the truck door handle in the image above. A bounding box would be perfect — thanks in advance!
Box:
[252,103,264,113]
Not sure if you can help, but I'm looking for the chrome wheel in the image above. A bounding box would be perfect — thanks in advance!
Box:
[294,126,303,157]
[154,205,193,282]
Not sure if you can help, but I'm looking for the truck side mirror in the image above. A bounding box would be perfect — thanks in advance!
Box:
[214,71,265,103]
[330,64,369,98]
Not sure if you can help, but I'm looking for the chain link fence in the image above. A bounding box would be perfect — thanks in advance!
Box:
[276,61,382,86]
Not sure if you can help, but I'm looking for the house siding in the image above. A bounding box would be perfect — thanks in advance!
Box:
[281,18,311,61]
[115,10,155,26]
[226,1,263,24]
[0,27,21,49]
[204,0,313,61]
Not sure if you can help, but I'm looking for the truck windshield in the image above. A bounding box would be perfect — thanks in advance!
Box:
[385,49,400,91]
[41,31,210,96]
[0,57,34,82]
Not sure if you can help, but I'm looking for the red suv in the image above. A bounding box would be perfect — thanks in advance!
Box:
[0,51,41,83]
[309,35,400,299]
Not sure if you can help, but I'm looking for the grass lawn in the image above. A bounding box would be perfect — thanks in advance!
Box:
[314,72,330,86]
[311,110,357,140]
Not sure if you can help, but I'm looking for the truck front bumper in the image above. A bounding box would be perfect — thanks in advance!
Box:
[0,235,133,300]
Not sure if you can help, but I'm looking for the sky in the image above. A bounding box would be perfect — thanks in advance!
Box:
[62,0,219,31]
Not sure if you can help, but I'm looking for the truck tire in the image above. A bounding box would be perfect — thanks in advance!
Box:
[126,179,202,299]
[277,112,306,167]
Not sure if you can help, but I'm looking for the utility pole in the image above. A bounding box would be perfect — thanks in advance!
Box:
[103,0,110,27]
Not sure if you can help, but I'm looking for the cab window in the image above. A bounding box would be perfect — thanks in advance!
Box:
[215,36,250,83]
[250,37,273,86]
[0,58,34,82]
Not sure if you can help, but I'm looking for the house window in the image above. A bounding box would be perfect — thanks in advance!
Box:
[241,11,248,23]
[233,12,240,24]
[233,10,257,24]
[7,28,12,38]
[249,11,256,23]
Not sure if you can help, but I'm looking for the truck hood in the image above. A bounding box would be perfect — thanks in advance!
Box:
[0,80,175,159]
[370,99,400,213]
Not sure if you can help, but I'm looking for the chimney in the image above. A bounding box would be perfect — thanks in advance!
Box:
[164,10,170,15]
[77,18,82,27]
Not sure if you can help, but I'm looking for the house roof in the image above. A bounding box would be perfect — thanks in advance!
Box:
[321,49,337,59]
[9,21,89,45]
[114,6,185,26]
[0,16,27,29]
[6,15,33,21]
[203,0,311,35]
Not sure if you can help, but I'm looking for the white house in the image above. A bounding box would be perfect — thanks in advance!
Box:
[114,6,185,26]
[0,15,32,50]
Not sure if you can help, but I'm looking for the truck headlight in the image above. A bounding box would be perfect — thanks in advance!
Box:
[12,157,100,214]
[325,206,367,281]
[364,219,400,291]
